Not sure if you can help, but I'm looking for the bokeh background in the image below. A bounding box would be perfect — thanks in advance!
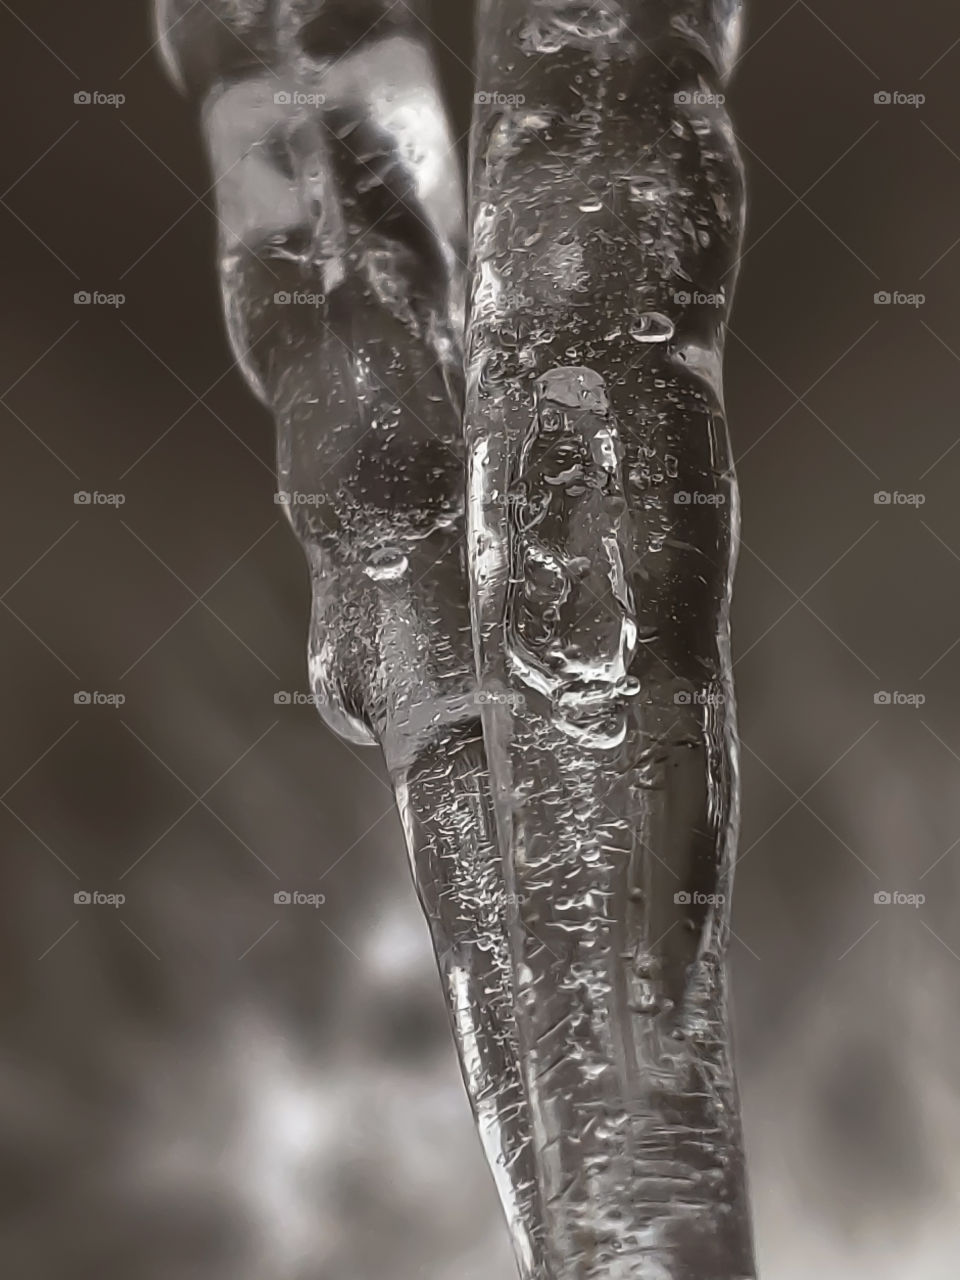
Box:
[2,2,959,1276]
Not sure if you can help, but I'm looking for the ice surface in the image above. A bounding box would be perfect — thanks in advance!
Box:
[158,2,545,1274]
[466,1,756,1275]
[159,0,756,1275]
[506,366,639,748]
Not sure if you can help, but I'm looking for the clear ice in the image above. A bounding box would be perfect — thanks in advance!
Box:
[158,1,545,1273]
[158,0,756,1276]
[466,0,754,1275]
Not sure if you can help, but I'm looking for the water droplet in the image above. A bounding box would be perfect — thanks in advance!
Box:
[629,312,675,344]
[365,547,409,581]
[626,176,663,203]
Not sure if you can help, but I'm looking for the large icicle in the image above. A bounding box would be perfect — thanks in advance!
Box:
[465,2,755,1276]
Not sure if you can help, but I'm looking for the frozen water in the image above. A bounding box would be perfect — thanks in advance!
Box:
[159,0,756,1276]
[158,2,545,1274]
[506,366,639,749]
[466,0,756,1275]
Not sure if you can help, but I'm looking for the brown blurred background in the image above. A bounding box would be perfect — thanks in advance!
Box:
[1,2,959,1276]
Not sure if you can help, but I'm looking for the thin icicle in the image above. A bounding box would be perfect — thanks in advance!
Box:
[157,3,546,1273]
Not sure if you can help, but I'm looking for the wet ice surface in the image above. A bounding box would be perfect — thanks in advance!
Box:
[507,367,639,750]
[467,0,755,1276]
[159,2,544,1274]
[160,0,754,1276]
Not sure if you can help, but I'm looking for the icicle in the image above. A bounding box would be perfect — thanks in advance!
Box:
[465,2,756,1275]
[157,3,545,1273]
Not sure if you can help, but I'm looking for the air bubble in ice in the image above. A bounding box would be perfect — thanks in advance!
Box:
[629,312,675,344]
[505,367,639,735]
[364,547,409,581]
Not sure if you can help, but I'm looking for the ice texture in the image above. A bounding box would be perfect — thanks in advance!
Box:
[157,2,545,1274]
[158,0,756,1274]
[465,1,755,1276]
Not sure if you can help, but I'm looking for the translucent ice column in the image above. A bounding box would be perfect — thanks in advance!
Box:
[465,1,755,1276]
[156,3,544,1272]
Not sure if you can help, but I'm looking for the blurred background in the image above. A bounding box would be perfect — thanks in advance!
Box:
[1,1,959,1276]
